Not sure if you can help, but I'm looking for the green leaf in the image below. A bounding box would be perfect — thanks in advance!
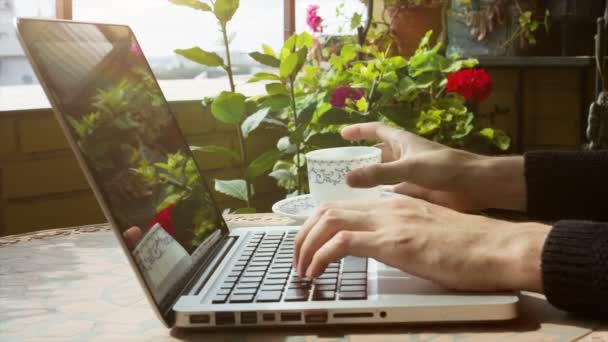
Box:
[248,72,281,83]
[318,107,367,125]
[277,136,297,154]
[175,47,224,67]
[296,32,313,49]
[211,91,247,124]
[269,169,295,182]
[340,44,358,63]
[249,52,280,68]
[262,44,277,58]
[350,13,362,30]
[280,53,299,78]
[215,179,248,202]
[213,0,239,23]
[479,128,511,151]
[261,94,290,111]
[296,103,316,126]
[190,145,240,161]
[169,0,212,12]
[241,107,270,138]
[282,34,297,56]
[233,207,256,214]
[246,150,283,180]
[265,83,289,96]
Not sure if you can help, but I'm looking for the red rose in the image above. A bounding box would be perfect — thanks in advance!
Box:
[149,204,176,236]
[331,86,366,108]
[446,68,493,103]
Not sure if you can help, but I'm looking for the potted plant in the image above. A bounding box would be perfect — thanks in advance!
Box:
[383,0,445,56]
[446,0,550,56]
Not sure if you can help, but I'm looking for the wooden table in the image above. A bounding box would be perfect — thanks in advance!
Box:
[0,214,606,342]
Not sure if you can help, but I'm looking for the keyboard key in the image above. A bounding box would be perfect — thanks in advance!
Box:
[340,279,366,286]
[221,281,235,289]
[217,288,231,295]
[246,266,267,272]
[230,294,255,303]
[313,278,337,285]
[341,272,367,280]
[255,252,275,257]
[315,284,336,291]
[212,294,228,304]
[235,261,247,267]
[229,271,242,277]
[339,291,367,300]
[284,289,309,301]
[264,279,287,285]
[256,291,282,302]
[233,288,257,295]
[317,273,338,279]
[290,275,311,282]
[340,285,366,292]
[236,282,259,289]
[226,276,239,282]
[252,257,272,262]
[240,277,263,283]
[312,290,335,301]
[250,261,271,267]
[269,267,291,274]
[261,284,284,291]
[243,271,265,278]
[267,274,289,280]
[233,266,245,272]
[288,282,311,289]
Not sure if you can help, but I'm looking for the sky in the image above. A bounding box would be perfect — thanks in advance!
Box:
[72,0,366,57]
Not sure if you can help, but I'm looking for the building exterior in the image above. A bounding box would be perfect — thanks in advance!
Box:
[0,0,54,86]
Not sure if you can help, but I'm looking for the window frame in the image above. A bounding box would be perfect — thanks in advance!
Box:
[56,0,294,40]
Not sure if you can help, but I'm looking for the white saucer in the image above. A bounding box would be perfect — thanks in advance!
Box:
[272,192,400,223]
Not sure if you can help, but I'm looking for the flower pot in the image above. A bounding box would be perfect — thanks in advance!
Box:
[446,0,522,56]
[388,4,443,57]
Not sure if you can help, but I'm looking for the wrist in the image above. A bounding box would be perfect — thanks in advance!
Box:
[471,156,527,211]
[496,222,551,292]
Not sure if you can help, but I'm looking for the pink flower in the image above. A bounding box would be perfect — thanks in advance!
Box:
[306,5,323,33]
[331,86,366,108]
[130,42,144,58]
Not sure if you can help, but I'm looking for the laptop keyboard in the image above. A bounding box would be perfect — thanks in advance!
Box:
[211,231,368,304]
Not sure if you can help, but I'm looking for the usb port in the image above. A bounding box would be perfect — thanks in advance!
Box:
[262,313,275,322]
[189,314,210,324]
[280,312,302,322]
[240,311,257,324]
[215,312,235,325]
[305,312,328,323]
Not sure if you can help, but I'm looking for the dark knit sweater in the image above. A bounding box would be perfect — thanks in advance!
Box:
[525,151,608,318]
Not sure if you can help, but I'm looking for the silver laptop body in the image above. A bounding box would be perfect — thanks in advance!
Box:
[16,18,518,329]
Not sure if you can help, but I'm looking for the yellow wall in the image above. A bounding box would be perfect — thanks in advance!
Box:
[0,102,284,236]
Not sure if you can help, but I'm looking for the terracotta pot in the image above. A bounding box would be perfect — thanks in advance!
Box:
[388,5,443,57]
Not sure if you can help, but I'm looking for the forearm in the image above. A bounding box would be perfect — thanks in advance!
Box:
[469,156,527,212]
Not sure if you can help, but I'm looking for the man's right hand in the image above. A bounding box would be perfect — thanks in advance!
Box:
[341,122,527,213]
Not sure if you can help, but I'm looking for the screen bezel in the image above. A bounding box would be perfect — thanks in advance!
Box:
[15,17,231,327]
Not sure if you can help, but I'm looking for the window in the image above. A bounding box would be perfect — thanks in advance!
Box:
[295,0,367,36]
[0,0,56,86]
[73,0,284,81]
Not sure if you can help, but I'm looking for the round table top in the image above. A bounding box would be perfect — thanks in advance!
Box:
[0,215,605,342]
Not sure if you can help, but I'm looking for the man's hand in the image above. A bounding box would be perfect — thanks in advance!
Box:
[341,122,527,212]
[294,196,550,292]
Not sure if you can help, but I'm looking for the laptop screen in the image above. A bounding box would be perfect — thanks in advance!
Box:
[17,19,229,319]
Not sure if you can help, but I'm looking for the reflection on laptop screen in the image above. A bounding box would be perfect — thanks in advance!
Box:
[18,20,228,310]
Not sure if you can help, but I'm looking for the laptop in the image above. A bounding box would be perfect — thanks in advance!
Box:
[16,18,518,329]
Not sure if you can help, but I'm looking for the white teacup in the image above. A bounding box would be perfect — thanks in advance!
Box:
[306,146,382,205]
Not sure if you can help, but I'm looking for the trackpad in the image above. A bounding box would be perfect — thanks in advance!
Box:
[371,260,448,295]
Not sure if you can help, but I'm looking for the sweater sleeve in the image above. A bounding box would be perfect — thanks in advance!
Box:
[525,151,608,221]
[542,220,608,317]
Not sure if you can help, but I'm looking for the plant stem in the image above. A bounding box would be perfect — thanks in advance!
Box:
[288,78,302,195]
[221,22,252,207]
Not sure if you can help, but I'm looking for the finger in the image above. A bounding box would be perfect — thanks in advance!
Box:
[305,231,378,278]
[347,158,417,188]
[123,226,143,251]
[294,200,376,267]
[297,209,370,276]
[341,122,403,144]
